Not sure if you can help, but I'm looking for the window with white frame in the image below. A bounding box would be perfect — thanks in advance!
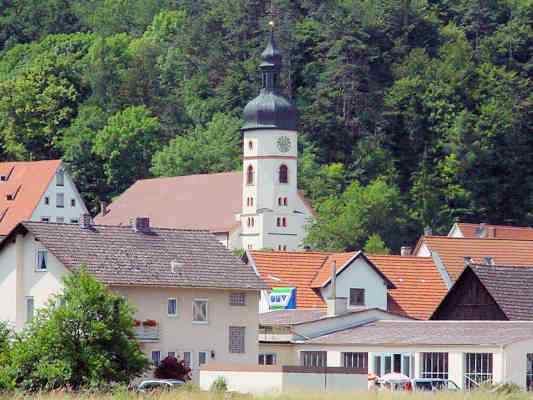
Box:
[44,196,50,205]
[36,249,48,271]
[422,352,449,379]
[342,352,368,369]
[70,198,76,207]
[464,353,493,390]
[527,354,533,391]
[26,297,34,322]
[56,192,64,208]
[183,351,192,368]
[229,292,246,306]
[229,326,245,353]
[198,351,208,366]
[151,350,161,366]
[259,353,277,365]
[56,217,64,223]
[56,169,64,186]
[40,217,50,222]
[167,298,177,317]
[192,299,208,323]
[301,351,327,368]
[70,218,79,224]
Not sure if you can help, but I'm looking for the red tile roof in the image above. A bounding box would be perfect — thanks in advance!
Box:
[420,236,533,281]
[453,223,533,240]
[251,251,329,309]
[0,160,61,235]
[251,251,446,319]
[95,171,313,233]
[368,255,448,320]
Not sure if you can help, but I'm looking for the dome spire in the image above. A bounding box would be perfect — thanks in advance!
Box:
[242,25,297,132]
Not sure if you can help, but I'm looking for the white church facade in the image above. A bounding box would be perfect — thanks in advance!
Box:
[95,32,314,251]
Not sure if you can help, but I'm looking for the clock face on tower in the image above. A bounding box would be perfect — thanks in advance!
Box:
[277,136,291,153]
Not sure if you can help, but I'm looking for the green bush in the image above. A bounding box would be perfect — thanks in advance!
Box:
[7,269,149,391]
[210,376,228,393]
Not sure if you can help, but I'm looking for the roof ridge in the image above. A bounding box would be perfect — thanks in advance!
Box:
[424,235,533,243]
[135,170,241,183]
[23,220,211,233]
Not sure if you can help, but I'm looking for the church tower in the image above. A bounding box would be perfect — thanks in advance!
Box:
[240,28,308,251]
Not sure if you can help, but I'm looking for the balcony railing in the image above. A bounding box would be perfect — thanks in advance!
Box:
[134,325,160,341]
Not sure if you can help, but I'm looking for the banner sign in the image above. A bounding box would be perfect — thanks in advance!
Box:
[269,287,296,310]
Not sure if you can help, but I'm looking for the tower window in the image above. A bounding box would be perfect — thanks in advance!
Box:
[250,197,254,206]
[247,165,254,185]
[282,217,287,227]
[248,141,253,150]
[276,217,281,227]
[284,197,288,206]
[278,197,282,206]
[251,217,255,227]
[279,165,288,184]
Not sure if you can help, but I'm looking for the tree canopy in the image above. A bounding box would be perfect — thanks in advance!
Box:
[0,0,531,251]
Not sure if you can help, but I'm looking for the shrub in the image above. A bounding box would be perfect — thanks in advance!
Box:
[154,356,191,381]
[8,269,149,391]
[210,376,228,393]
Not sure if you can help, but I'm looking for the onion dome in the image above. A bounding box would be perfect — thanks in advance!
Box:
[242,29,297,131]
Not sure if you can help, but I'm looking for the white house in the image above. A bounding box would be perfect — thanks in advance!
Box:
[0,160,88,236]
[94,32,314,251]
[0,217,266,382]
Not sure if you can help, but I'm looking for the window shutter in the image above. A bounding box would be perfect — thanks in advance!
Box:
[229,326,245,353]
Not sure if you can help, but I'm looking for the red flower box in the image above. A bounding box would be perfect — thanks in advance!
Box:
[133,319,141,327]
[143,319,157,327]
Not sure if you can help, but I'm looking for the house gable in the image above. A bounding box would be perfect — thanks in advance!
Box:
[431,267,507,320]
[320,255,389,311]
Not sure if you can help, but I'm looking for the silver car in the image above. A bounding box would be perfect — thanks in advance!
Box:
[137,379,185,392]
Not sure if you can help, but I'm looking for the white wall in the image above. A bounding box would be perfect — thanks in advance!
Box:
[31,165,88,223]
[0,231,69,330]
[113,286,260,382]
[415,242,431,257]
[503,338,533,389]
[240,129,313,251]
[0,237,18,327]
[320,256,389,311]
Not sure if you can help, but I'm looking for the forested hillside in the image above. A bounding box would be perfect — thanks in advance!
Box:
[0,0,531,251]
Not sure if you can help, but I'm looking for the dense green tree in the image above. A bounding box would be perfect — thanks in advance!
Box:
[7,269,148,390]
[94,106,163,197]
[364,233,391,255]
[305,178,404,251]
[152,113,241,177]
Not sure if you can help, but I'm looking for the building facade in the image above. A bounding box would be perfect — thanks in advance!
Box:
[0,220,265,381]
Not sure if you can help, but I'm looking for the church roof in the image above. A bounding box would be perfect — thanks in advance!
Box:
[95,171,243,233]
[95,171,312,233]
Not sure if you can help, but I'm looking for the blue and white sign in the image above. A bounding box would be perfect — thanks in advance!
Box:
[269,287,296,310]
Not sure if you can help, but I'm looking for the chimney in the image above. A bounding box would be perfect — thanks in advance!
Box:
[401,246,412,256]
[326,261,347,317]
[100,201,109,216]
[79,213,92,229]
[484,256,494,266]
[330,260,337,300]
[424,226,433,236]
[464,256,472,267]
[131,217,150,233]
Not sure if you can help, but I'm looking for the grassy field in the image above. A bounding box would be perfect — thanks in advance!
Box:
[1,390,533,400]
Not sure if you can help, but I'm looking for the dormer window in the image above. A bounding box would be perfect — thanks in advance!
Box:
[56,169,64,186]
[279,165,288,184]
[246,165,254,185]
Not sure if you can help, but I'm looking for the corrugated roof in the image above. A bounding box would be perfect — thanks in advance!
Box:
[306,320,533,346]
[420,236,533,281]
[0,160,61,235]
[8,221,266,290]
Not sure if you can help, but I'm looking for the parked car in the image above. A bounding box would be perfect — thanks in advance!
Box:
[137,379,185,392]
[411,378,460,392]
